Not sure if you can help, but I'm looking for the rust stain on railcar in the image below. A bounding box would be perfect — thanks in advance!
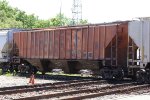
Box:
[104,25,118,65]
[117,23,128,66]
[88,26,95,59]
[93,26,100,60]
[49,30,54,59]
[71,28,83,59]
[38,31,43,58]
[65,29,71,59]
[20,32,24,58]
[27,32,31,58]
[34,31,39,58]
[71,29,77,59]
[77,28,82,59]
[105,25,117,47]
[23,32,27,58]
[43,31,49,58]
[99,26,105,59]
[13,22,129,65]
[31,32,36,58]
[82,28,88,59]
[54,30,60,59]
[104,23,128,67]
[20,32,24,57]
[60,29,66,59]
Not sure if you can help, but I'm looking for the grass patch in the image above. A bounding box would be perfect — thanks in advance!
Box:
[46,72,80,76]
[0,68,15,76]
[36,71,81,77]
[0,69,2,75]
[4,72,13,76]
[0,70,90,77]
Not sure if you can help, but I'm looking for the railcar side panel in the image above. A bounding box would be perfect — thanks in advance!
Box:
[49,30,54,59]
[23,32,27,58]
[54,30,60,59]
[82,28,88,59]
[20,32,24,58]
[104,25,117,63]
[43,31,49,58]
[34,31,39,58]
[105,25,117,47]
[21,32,24,57]
[65,29,71,59]
[77,28,82,59]
[117,23,128,66]
[71,29,77,59]
[27,32,31,58]
[13,23,128,63]
[39,31,44,58]
[60,30,66,59]
[93,26,100,60]
[13,33,19,56]
[99,26,105,59]
[88,26,94,59]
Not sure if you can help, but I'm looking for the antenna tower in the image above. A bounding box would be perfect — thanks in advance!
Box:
[72,0,82,25]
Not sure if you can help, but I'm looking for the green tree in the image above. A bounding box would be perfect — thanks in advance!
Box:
[50,13,70,26]
[0,0,88,28]
[33,20,51,28]
[0,0,23,28]
[24,14,37,28]
[0,18,22,28]
[79,19,88,24]
[0,0,38,28]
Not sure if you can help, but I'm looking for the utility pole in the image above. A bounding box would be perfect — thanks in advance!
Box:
[72,0,82,25]
[59,0,62,26]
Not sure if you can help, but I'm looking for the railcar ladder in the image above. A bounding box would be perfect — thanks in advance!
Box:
[104,26,118,67]
[128,37,135,66]
[127,36,140,75]
[110,35,118,67]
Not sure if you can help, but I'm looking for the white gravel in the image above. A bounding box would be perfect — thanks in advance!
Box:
[84,94,150,100]
[0,75,60,87]
[0,75,150,100]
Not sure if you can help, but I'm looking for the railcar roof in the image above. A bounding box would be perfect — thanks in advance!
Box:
[16,21,130,33]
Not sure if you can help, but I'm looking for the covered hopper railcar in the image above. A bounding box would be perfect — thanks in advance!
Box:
[13,22,128,77]
[12,19,150,83]
[0,29,23,73]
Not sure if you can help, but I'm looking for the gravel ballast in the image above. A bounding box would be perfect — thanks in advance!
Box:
[0,75,60,87]
[0,75,150,100]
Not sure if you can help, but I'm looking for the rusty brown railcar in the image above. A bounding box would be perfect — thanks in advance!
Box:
[13,22,128,76]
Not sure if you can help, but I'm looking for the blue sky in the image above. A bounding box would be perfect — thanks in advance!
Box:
[6,0,150,23]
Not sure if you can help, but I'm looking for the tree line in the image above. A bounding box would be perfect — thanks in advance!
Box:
[0,0,88,28]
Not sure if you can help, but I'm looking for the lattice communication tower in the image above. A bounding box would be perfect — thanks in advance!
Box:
[72,0,82,25]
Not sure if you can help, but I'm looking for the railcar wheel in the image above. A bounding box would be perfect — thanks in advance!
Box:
[115,69,124,80]
[100,68,107,79]
[145,69,150,83]
[101,72,106,79]
[136,69,146,84]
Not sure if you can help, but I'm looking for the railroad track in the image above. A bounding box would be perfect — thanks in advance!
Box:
[0,79,106,95]
[0,79,138,100]
[12,82,149,100]
[60,83,150,100]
